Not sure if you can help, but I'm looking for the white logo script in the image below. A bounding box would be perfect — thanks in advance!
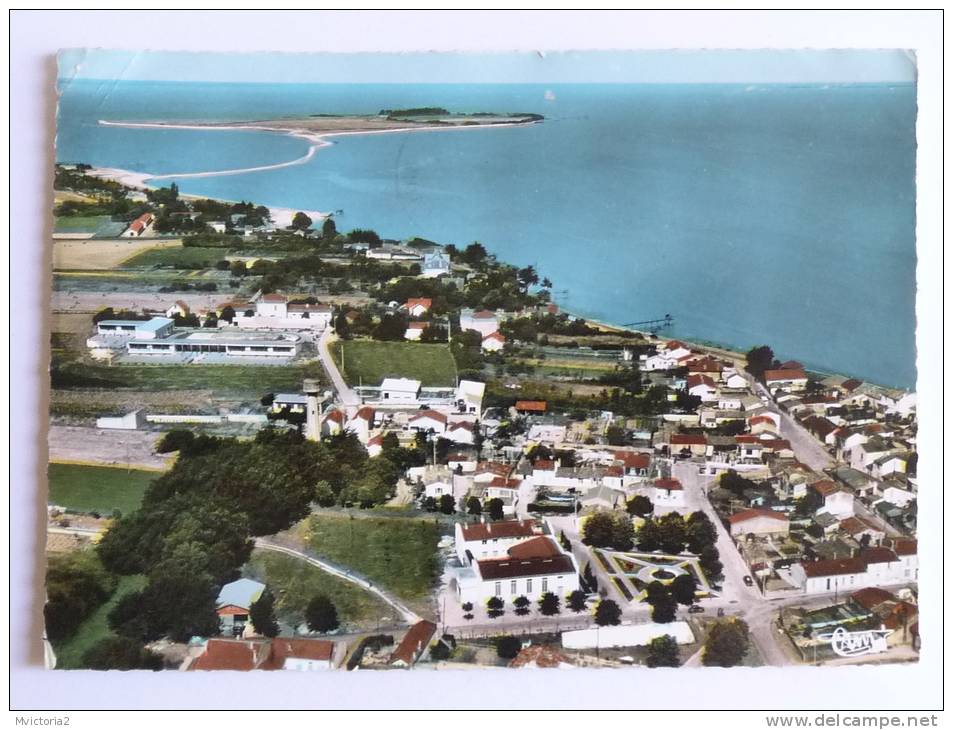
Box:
[816,627,893,657]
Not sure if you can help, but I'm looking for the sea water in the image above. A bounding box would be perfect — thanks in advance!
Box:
[55,80,917,388]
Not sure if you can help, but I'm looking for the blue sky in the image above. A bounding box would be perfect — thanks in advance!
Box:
[58,49,916,84]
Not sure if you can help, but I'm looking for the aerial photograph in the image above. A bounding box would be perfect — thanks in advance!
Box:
[44,47,918,674]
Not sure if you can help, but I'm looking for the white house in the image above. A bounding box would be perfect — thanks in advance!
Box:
[870,452,908,480]
[404,322,428,341]
[409,410,448,434]
[790,557,869,595]
[642,340,693,371]
[481,331,506,352]
[812,480,855,519]
[454,519,546,563]
[228,294,332,332]
[347,406,376,444]
[380,378,422,403]
[764,368,808,393]
[424,480,453,499]
[455,380,486,415]
[121,212,154,238]
[723,369,748,389]
[446,421,476,445]
[459,309,500,338]
[453,534,580,606]
[651,477,685,509]
[406,298,432,317]
[687,374,719,402]
[728,508,790,537]
[421,250,451,278]
[879,486,916,508]
[366,433,384,457]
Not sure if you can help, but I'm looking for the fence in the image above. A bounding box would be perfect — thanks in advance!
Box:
[446,615,595,641]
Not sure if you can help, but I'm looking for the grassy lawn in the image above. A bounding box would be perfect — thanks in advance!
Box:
[306,513,441,605]
[51,359,325,395]
[52,574,147,669]
[245,550,401,630]
[47,463,156,515]
[121,245,225,269]
[330,339,457,387]
[54,215,111,232]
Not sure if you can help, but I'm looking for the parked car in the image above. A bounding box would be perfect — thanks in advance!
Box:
[688,605,705,614]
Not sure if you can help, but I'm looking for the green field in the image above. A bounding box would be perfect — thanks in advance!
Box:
[331,339,457,387]
[306,514,441,605]
[51,360,325,395]
[47,463,156,515]
[52,574,147,669]
[54,215,126,238]
[121,246,227,269]
[245,550,401,629]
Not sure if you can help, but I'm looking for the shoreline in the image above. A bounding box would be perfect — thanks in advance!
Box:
[96,117,540,184]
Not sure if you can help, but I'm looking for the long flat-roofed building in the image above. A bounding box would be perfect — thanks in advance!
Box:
[125,329,302,360]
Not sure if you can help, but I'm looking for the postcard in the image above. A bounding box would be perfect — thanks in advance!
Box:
[46,48,918,673]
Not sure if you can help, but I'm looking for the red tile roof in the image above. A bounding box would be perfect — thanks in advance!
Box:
[325,409,345,424]
[354,406,375,422]
[191,639,268,671]
[477,553,575,580]
[486,476,521,489]
[263,639,334,669]
[260,294,288,303]
[850,587,896,611]
[473,310,497,319]
[728,508,789,525]
[687,374,717,389]
[515,400,547,412]
[664,340,688,351]
[891,539,918,557]
[748,415,777,427]
[688,357,722,373]
[534,459,556,470]
[861,547,899,566]
[654,477,683,491]
[406,321,428,330]
[411,409,448,425]
[841,378,864,392]
[811,479,842,497]
[449,421,474,432]
[483,331,506,342]
[460,519,541,542]
[389,620,437,666]
[506,536,563,559]
[800,557,866,579]
[764,368,807,382]
[615,451,651,469]
[406,297,432,310]
[476,461,511,477]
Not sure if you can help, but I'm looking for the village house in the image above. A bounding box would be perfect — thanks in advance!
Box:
[379,378,422,403]
[421,250,452,278]
[347,406,376,443]
[651,477,685,510]
[389,620,437,668]
[365,243,422,261]
[839,516,885,547]
[446,421,476,445]
[455,379,486,415]
[642,340,693,371]
[728,508,790,538]
[687,374,719,402]
[228,293,333,331]
[722,368,748,389]
[404,321,429,341]
[515,400,547,415]
[405,298,432,317]
[481,331,506,352]
[454,519,546,563]
[215,578,266,638]
[764,368,808,393]
[668,432,709,458]
[811,479,855,519]
[121,212,155,238]
[459,308,500,338]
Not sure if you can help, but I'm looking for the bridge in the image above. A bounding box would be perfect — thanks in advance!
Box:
[622,313,674,334]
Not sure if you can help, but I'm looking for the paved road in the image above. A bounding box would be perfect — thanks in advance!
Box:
[254,538,420,625]
[316,328,360,408]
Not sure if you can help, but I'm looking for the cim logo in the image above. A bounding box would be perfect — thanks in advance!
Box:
[816,627,893,657]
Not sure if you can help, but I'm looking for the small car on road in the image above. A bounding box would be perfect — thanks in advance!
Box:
[688,605,705,614]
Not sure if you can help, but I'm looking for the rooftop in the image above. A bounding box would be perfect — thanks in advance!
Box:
[460,519,541,542]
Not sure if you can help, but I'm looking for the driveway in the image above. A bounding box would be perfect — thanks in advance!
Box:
[316,328,360,408]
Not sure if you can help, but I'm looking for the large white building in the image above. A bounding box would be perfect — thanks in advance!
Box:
[459,309,500,338]
[455,537,580,605]
[379,378,422,403]
[790,543,918,595]
[227,294,333,332]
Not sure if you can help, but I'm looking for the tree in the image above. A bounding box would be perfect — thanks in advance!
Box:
[155,429,195,454]
[594,599,622,626]
[516,265,539,292]
[657,511,688,554]
[321,216,337,239]
[495,635,522,660]
[513,595,530,616]
[429,640,451,661]
[670,573,698,606]
[230,261,247,277]
[82,636,163,671]
[466,496,483,516]
[422,496,438,512]
[745,345,775,381]
[626,495,654,518]
[539,592,560,616]
[203,313,218,328]
[306,594,339,633]
[487,498,505,521]
[699,545,724,583]
[685,511,717,554]
[650,592,678,624]
[438,494,455,515]
[334,312,351,339]
[249,589,280,638]
[486,596,504,619]
[646,635,681,668]
[44,551,117,642]
[567,589,588,613]
[702,619,750,667]
[291,211,313,231]
[582,562,598,593]
[582,511,634,551]
[559,531,571,551]
[219,305,236,323]
[461,242,488,266]
[313,480,336,507]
